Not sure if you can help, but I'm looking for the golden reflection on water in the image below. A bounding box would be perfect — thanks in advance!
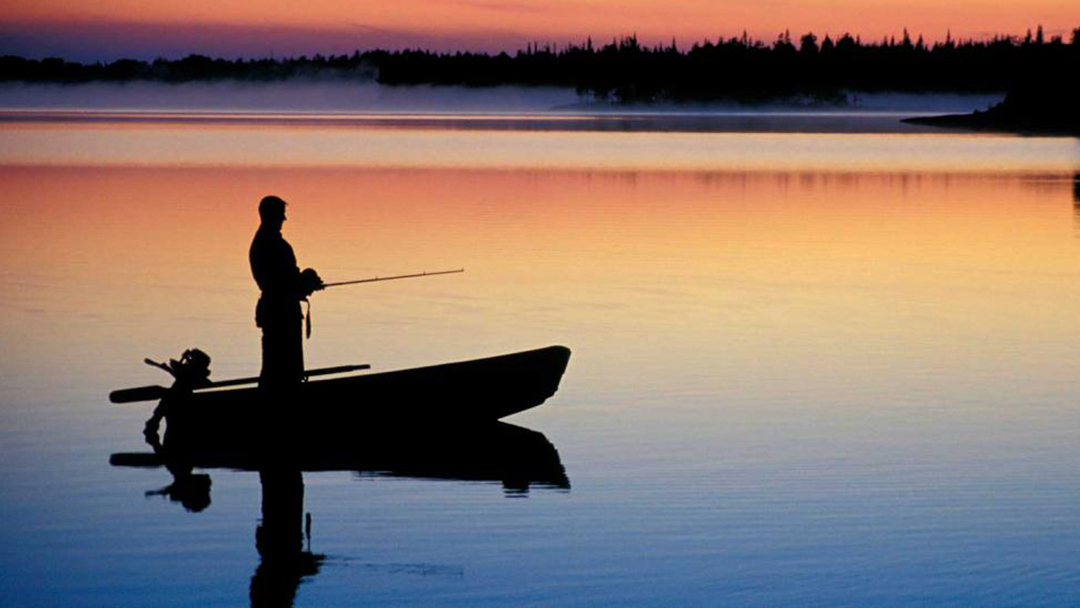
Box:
[2,117,1079,173]
[2,164,1079,405]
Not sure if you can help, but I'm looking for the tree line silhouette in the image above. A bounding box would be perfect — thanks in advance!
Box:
[2,27,1078,104]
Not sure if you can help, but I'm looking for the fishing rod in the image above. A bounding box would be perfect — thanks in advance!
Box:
[321,268,464,288]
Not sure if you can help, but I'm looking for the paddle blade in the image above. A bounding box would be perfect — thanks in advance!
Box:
[110,385,167,403]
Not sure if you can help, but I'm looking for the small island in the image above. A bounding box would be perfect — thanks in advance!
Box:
[903,85,1080,135]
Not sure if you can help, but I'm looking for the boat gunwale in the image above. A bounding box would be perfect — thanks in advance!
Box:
[183,345,570,399]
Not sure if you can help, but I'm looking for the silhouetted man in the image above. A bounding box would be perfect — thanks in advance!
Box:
[250,196,322,389]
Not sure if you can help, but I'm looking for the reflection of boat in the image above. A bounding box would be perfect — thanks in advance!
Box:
[129,346,571,438]
[112,415,569,607]
[112,420,570,492]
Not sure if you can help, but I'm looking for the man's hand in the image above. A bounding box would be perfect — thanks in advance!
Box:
[300,268,324,295]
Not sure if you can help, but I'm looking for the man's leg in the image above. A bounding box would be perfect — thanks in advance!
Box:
[260,321,304,389]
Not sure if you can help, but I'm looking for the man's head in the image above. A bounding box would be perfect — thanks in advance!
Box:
[258,195,287,228]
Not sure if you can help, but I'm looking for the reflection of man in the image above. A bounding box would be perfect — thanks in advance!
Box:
[249,196,323,389]
[250,469,323,608]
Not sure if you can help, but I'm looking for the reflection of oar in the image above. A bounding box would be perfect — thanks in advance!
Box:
[109,364,371,404]
[321,269,463,288]
[110,452,164,467]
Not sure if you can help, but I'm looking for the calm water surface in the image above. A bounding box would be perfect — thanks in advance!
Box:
[2,111,1080,607]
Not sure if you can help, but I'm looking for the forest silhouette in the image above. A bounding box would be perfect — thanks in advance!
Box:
[3,27,1078,104]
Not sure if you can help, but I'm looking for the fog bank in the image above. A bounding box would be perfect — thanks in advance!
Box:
[0,81,1007,115]
[0,81,581,113]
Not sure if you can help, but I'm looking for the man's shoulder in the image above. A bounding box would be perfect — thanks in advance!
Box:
[250,228,296,267]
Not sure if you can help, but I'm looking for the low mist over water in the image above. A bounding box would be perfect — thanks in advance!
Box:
[0,81,581,113]
[0,81,1003,115]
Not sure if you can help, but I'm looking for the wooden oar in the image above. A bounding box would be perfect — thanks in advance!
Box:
[109,363,371,404]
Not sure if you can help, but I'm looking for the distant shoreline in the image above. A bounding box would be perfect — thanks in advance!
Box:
[3,28,1077,105]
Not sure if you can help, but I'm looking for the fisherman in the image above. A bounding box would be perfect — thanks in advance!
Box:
[250,195,323,389]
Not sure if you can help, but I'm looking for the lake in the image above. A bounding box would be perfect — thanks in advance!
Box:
[2,98,1080,607]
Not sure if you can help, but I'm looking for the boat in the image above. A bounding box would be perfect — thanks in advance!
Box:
[112,346,571,438]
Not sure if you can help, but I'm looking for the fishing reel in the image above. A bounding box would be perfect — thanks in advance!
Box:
[300,267,324,295]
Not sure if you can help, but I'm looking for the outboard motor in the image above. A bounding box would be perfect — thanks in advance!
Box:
[139,349,215,511]
[143,348,212,439]
[146,348,213,389]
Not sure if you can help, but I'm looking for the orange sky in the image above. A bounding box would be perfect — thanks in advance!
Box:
[1,0,1078,59]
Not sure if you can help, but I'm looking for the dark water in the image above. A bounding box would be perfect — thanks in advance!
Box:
[1,110,1080,606]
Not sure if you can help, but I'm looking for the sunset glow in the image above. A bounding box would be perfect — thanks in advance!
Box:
[1,0,1078,60]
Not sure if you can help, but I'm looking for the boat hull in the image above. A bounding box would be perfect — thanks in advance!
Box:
[163,346,571,441]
